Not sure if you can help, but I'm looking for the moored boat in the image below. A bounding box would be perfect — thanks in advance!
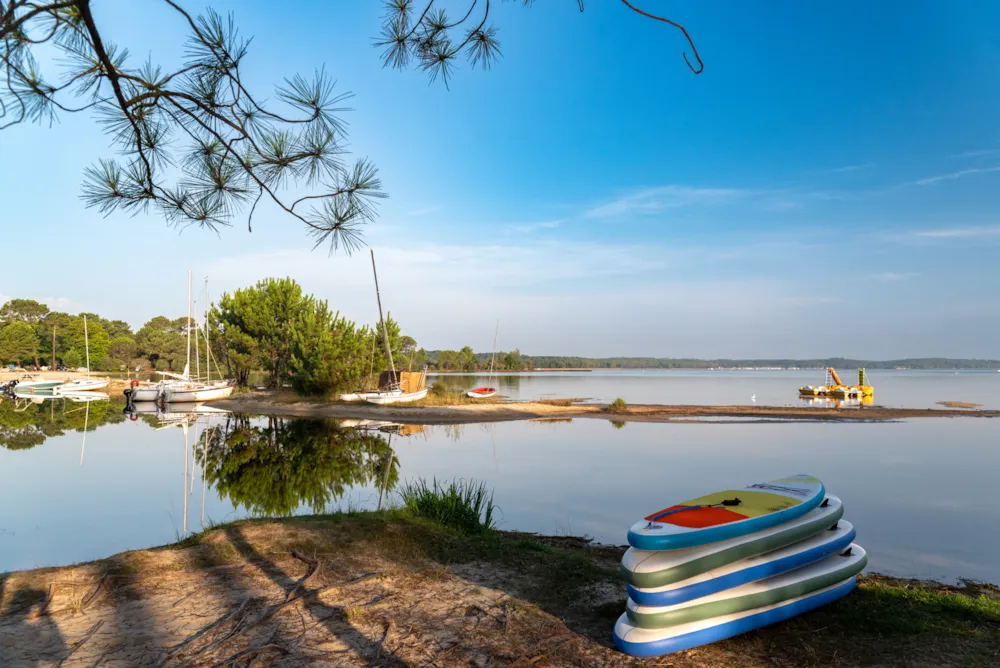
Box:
[365,387,428,404]
[467,322,500,399]
[56,378,110,393]
[163,382,235,403]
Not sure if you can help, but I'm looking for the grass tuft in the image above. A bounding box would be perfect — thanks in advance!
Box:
[398,477,498,534]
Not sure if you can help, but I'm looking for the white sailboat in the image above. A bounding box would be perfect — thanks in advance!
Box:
[163,273,234,403]
[55,315,110,393]
[363,249,427,405]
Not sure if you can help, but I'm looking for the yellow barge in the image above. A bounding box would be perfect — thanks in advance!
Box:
[799,368,873,399]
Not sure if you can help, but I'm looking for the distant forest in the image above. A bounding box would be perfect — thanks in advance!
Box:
[425,352,1000,371]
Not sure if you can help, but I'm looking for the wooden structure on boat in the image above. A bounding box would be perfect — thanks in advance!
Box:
[799,368,874,399]
[378,370,426,393]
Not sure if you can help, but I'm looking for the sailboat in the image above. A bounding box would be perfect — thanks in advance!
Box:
[162,273,234,403]
[55,315,110,393]
[467,322,499,399]
[363,249,428,405]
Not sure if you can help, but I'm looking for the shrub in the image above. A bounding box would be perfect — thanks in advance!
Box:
[606,397,629,414]
[398,477,498,534]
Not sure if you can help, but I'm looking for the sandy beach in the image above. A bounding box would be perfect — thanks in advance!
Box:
[213,391,1000,425]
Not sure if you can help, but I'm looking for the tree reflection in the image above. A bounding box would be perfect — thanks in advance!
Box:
[196,415,399,517]
[0,397,122,450]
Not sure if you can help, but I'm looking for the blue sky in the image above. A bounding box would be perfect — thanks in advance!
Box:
[2,0,999,358]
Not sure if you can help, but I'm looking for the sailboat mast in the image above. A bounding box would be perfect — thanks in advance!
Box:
[193,302,201,380]
[488,321,498,387]
[83,314,90,377]
[186,269,192,379]
[205,278,210,383]
[370,249,396,377]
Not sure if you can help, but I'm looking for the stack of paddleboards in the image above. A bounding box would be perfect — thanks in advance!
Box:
[614,474,867,657]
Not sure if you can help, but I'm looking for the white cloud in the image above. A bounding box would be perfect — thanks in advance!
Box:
[913,225,1000,239]
[584,185,753,218]
[872,271,918,281]
[197,240,857,357]
[915,166,1000,186]
[951,148,1000,158]
[508,220,562,233]
[832,163,873,173]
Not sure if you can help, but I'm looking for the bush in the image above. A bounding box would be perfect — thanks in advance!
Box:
[606,397,629,414]
[398,477,498,534]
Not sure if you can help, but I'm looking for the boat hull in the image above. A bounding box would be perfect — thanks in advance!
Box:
[163,384,234,403]
[364,388,428,405]
[467,387,497,398]
[56,379,110,393]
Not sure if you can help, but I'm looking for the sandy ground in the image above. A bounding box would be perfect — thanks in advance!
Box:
[2,517,997,667]
[0,522,630,667]
[213,393,1000,425]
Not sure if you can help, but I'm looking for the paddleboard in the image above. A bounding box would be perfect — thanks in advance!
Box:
[614,576,858,657]
[623,495,845,592]
[626,544,867,629]
[627,474,825,550]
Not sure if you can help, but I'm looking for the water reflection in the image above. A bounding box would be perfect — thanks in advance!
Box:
[197,415,400,517]
[431,373,522,395]
[0,394,122,451]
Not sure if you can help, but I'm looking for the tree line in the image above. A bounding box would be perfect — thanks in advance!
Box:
[1,278,424,395]
[427,348,532,372]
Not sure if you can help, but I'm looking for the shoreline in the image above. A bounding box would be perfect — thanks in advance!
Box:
[1,513,996,666]
[213,391,1000,425]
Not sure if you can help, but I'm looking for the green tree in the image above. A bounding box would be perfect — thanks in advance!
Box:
[102,320,134,340]
[0,322,39,366]
[64,317,110,370]
[1,299,49,366]
[213,278,306,388]
[107,335,137,369]
[502,349,523,371]
[36,311,75,368]
[0,299,50,325]
[135,316,187,371]
[289,298,369,396]
[198,416,398,516]
[2,1,384,251]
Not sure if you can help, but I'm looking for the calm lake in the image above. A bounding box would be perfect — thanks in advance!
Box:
[1,370,998,586]
[432,368,1000,409]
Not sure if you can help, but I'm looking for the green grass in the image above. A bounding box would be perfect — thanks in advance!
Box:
[397,477,498,534]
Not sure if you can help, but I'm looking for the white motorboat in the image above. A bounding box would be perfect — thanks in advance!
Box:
[56,378,110,393]
[61,391,110,403]
[57,315,110,394]
[14,379,65,392]
[364,387,428,405]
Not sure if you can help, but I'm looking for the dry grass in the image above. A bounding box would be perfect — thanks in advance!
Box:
[937,401,984,409]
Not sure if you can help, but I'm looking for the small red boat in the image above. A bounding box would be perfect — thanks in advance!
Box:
[467,387,497,399]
